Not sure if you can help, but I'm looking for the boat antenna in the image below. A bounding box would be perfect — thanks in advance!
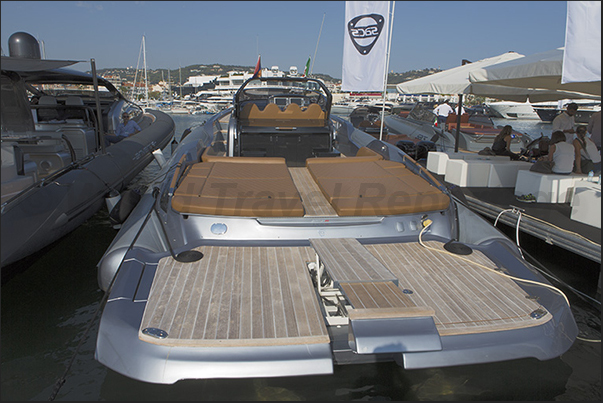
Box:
[310,12,326,75]
[379,1,395,141]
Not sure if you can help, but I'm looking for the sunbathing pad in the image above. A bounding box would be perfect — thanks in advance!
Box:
[172,158,304,217]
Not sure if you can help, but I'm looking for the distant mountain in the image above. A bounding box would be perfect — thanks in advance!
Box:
[93,64,440,86]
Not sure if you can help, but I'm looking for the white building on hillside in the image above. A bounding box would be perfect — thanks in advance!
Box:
[183,75,219,88]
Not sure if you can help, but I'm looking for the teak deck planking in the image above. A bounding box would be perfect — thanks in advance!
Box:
[140,239,549,347]
[288,167,337,217]
[140,245,329,347]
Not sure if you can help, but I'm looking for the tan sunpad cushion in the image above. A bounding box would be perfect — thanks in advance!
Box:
[172,159,304,217]
[307,159,449,216]
[172,155,449,217]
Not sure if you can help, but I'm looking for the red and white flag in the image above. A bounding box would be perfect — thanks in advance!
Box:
[342,1,390,92]
[252,55,262,79]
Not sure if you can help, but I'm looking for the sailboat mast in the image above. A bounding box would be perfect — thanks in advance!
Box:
[168,69,172,111]
[311,12,326,76]
[132,38,142,101]
[143,35,148,106]
[132,35,148,103]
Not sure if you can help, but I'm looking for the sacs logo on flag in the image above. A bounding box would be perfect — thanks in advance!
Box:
[342,1,390,92]
[347,13,385,55]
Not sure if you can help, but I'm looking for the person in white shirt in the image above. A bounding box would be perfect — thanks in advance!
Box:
[530,131,575,174]
[551,102,578,143]
[433,100,454,126]
[573,125,601,174]
[454,103,465,115]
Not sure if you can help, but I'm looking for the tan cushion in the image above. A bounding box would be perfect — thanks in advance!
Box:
[306,155,382,168]
[307,158,450,216]
[200,177,301,199]
[331,192,450,216]
[307,160,391,180]
[208,161,290,179]
[172,159,304,217]
[172,194,305,217]
[355,146,383,158]
[313,176,407,202]
[243,102,327,127]
[202,153,286,164]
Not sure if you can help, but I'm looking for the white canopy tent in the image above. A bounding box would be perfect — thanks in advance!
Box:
[396,52,523,97]
[395,51,598,151]
[468,47,601,98]
[396,51,598,103]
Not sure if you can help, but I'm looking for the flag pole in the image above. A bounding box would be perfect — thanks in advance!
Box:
[379,1,395,141]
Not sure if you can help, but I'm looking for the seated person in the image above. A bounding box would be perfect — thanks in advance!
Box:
[491,125,522,160]
[533,136,550,159]
[530,131,575,175]
[573,125,601,174]
[105,112,141,146]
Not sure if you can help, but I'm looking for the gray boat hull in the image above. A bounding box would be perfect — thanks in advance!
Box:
[1,110,174,268]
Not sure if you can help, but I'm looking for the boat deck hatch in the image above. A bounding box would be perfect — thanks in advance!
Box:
[139,245,330,347]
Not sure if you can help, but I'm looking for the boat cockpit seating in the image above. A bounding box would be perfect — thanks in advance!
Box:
[239,102,327,127]
[237,102,331,166]
[64,96,90,123]
[36,95,61,122]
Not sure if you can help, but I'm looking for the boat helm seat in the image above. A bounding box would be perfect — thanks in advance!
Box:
[64,96,89,122]
[37,95,61,121]
[65,96,84,106]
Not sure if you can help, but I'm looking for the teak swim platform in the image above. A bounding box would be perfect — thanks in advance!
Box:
[96,77,577,384]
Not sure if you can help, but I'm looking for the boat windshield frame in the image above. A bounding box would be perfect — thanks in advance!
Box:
[233,76,332,118]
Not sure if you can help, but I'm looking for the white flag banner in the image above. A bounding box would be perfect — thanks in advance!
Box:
[342,1,390,92]
[561,1,601,84]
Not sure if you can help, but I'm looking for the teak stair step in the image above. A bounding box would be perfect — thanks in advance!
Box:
[309,238,398,286]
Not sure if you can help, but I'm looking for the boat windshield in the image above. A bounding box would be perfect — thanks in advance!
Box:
[408,103,438,124]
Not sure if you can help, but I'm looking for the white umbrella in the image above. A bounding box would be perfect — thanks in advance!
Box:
[468,47,601,98]
[396,52,531,152]
[394,51,596,152]
[397,51,524,97]
[396,50,597,102]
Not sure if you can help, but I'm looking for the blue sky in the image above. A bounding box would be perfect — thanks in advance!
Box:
[1,1,569,79]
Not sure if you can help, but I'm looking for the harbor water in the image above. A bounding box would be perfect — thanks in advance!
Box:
[1,114,600,401]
